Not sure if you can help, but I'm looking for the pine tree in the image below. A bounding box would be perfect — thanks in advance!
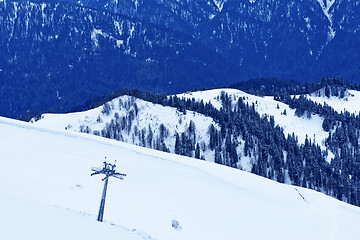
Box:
[175,132,181,155]
[195,143,200,159]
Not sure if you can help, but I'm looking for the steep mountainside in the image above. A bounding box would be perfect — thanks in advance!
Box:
[76,0,220,36]
[1,0,360,117]
[49,0,360,83]
[201,0,360,81]
[0,0,235,118]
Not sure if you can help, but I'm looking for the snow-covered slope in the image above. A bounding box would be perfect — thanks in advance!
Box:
[306,89,360,115]
[0,192,142,240]
[34,89,332,150]
[33,89,338,164]
[178,88,340,163]
[179,88,329,147]
[1,117,360,240]
[32,95,218,161]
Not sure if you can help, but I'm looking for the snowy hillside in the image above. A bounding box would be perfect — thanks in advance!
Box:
[1,117,360,240]
[33,89,334,156]
[32,88,340,172]
[306,89,360,115]
[32,95,219,161]
[178,88,330,149]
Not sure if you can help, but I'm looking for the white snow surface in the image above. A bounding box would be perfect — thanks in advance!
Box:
[307,89,360,115]
[316,0,336,24]
[1,116,360,240]
[213,0,227,12]
[316,0,336,41]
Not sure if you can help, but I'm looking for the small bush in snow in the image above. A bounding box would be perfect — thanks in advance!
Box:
[171,219,182,231]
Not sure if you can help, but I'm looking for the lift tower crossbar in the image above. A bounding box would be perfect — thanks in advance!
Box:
[91,161,126,222]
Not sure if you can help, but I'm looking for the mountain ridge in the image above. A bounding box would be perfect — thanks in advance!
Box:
[0,0,239,118]
[1,0,360,118]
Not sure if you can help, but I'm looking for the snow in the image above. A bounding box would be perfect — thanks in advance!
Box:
[114,20,123,35]
[316,0,336,41]
[0,193,141,240]
[307,89,360,115]
[116,39,124,48]
[1,116,360,239]
[41,3,47,26]
[213,0,226,12]
[32,95,218,161]
[316,0,336,24]
[179,88,336,162]
[179,89,329,148]
[91,28,105,48]
[34,88,350,167]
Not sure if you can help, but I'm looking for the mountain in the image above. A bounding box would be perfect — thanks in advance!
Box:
[1,116,360,239]
[201,0,360,81]
[32,94,220,161]
[31,86,360,207]
[1,0,360,118]
[0,0,236,118]
[32,88,334,164]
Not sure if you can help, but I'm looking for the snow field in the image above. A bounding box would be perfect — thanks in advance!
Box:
[307,89,360,115]
[1,117,360,240]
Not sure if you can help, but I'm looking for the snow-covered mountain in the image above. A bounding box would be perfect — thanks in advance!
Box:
[31,87,360,207]
[0,0,231,118]
[2,116,360,240]
[1,0,360,118]
[178,88,329,148]
[33,95,220,161]
[33,88,340,163]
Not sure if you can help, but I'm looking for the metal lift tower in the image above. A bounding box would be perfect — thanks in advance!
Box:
[91,161,126,222]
